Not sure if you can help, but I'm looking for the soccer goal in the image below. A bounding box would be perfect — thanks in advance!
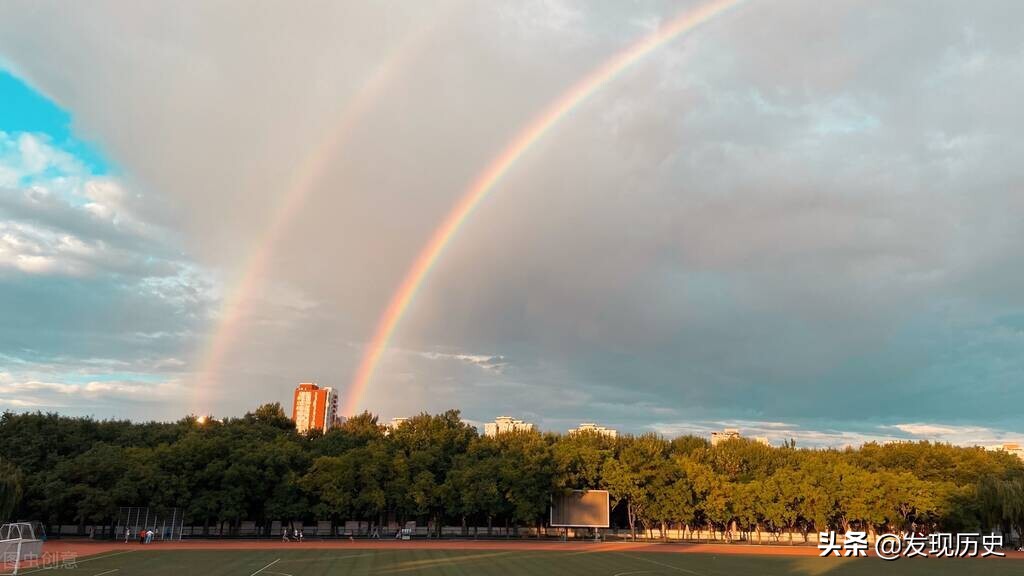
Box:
[0,522,43,575]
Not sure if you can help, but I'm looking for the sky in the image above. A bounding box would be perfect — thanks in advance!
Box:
[0,0,1023,448]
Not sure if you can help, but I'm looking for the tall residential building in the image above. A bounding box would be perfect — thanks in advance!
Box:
[710,428,770,446]
[568,422,617,438]
[484,416,534,437]
[380,417,409,437]
[291,382,338,434]
[710,428,741,446]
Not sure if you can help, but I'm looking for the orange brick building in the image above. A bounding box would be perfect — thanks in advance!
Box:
[291,382,338,433]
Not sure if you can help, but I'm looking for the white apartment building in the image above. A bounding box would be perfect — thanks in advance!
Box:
[710,428,741,446]
[484,416,534,437]
[380,417,410,437]
[710,428,770,446]
[568,422,618,438]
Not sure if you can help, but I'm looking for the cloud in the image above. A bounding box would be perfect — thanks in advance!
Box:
[0,1,1022,439]
[0,375,186,416]
[419,350,509,374]
[649,419,1024,449]
[0,220,94,275]
[0,129,212,417]
[0,378,181,399]
[0,132,185,278]
[880,422,1020,447]
[0,131,84,186]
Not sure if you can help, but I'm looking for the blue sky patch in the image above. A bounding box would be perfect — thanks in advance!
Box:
[0,69,110,174]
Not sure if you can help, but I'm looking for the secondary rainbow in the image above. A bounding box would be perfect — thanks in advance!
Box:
[342,0,744,416]
[191,21,440,414]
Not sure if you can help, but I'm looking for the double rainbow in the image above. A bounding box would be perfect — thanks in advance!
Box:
[342,0,744,415]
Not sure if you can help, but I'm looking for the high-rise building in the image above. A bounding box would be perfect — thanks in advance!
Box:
[291,382,338,434]
[710,428,770,446]
[710,428,741,446]
[568,422,617,438]
[484,416,534,437]
[379,417,409,437]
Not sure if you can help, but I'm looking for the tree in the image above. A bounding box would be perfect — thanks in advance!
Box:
[670,435,709,457]
[1001,478,1024,545]
[977,475,1024,543]
[1,406,1021,540]
[315,412,384,457]
[553,430,614,491]
[604,434,669,538]
[0,457,23,522]
[244,403,295,431]
[388,410,477,534]
[302,455,355,523]
[444,437,505,535]
[495,431,554,536]
[648,457,696,540]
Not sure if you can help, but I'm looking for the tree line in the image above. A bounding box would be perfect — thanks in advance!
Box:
[1,405,1022,542]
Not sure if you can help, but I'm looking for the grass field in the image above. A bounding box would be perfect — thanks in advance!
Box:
[14,546,1021,576]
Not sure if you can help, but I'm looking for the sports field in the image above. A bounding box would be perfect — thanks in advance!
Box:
[9,541,1022,576]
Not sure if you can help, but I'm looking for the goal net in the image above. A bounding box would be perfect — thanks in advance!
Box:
[1,522,43,575]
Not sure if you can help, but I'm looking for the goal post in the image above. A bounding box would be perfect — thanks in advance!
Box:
[1,523,43,575]
[0,540,21,576]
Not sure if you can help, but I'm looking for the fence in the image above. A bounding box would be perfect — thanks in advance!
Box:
[115,507,185,542]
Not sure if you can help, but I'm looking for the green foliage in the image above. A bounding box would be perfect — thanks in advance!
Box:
[444,437,505,528]
[244,403,295,431]
[1,409,1022,537]
[604,434,669,535]
[0,456,23,521]
[552,430,614,491]
[494,431,554,527]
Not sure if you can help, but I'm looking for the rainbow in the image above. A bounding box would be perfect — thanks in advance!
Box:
[192,21,441,414]
[342,0,744,416]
